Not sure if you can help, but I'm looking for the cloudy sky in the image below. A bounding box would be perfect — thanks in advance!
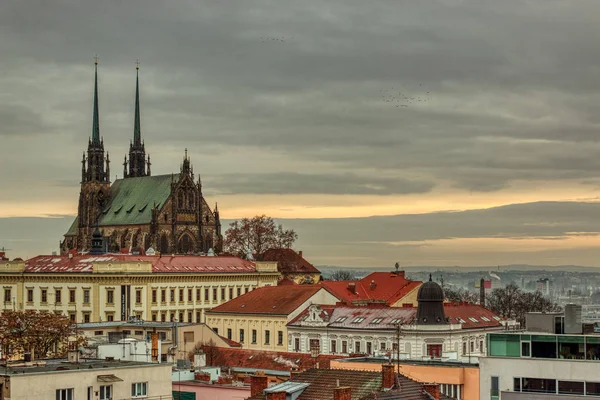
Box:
[2,0,600,267]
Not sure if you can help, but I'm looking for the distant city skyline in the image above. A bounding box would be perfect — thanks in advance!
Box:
[2,1,600,266]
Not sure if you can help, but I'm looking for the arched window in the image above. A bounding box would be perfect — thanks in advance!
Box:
[178,192,184,208]
[159,234,169,254]
[178,233,193,254]
[188,191,195,209]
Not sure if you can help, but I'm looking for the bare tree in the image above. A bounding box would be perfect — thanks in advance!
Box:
[224,215,297,259]
[329,270,356,281]
[486,283,561,327]
[444,287,479,304]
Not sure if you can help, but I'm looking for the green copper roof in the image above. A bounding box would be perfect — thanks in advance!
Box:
[65,216,79,236]
[99,174,176,226]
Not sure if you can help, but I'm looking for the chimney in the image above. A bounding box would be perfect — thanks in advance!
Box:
[333,387,352,400]
[348,283,356,294]
[290,367,300,379]
[251,373,269,397]
[268,392,287,400]
[423,384,441,400]
[480,278,485,307]
[370,280,376,290]
[298,250,303,258]
[382,364,395,390]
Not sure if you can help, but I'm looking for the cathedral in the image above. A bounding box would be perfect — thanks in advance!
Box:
[61,60,222,255]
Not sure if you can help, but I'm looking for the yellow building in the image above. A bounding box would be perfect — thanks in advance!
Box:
[0,359,172,400]
[205,285,339,351]
[0,254,279,324]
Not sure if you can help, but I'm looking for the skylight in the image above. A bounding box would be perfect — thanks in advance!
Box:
[481,316,490,322]
[390,318,403,324]
[492,316,501,321]
[352,317,365,324]
[370,318,384,324]
[468,317,479,323]
[458,318,466,323]
[333,317,347,323]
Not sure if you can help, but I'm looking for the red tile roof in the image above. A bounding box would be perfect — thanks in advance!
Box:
[201,346,344,373]
[320,272,421,305]
[261,249,321,274]
[444,303,503,329]
[207,285,332,316]
[289,303,502,331]
[277,277,297,286]
[218,335,243,348]
[24,254,257,274]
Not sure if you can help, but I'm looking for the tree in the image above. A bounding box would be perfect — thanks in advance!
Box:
[224,215,297,259]
[329,270,356,281]
[486,283,561,327]
[188,339,218,365]
[444,287,479,304]
[0,310,82,359]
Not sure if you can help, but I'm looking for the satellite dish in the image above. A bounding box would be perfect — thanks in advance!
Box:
[146,247,156,256]
[395,262,400,272]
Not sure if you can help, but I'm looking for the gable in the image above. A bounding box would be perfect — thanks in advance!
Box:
[99,174,177,226]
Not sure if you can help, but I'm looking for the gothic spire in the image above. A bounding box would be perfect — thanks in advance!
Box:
[134,60,141,146]
[92,55,100,144]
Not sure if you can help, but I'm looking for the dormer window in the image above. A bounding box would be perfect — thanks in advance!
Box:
[351,317,365,324]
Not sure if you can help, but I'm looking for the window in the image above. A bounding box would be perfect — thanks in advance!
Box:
[278,331,283,345]
[468,317,478,323]
[342,341,348,353]
[69,313,76,322]
[227,329,232,340]
[559,380,584,395]
[351,317,365,324]
[106,289,114,304]
[587,381,600,396]
[331,340,337,353]
[196,288,201,301]
[392,343,398,352]
[161,289,166,302]
[152,314,157,321]
[196,311,201,323]
[370,318,383,324]
[179,312,183,323]
[152,289,157,303]
[41,289,47,303]
[213,288,217,301]
[55,289,61,303]
[161,313,166,322]
[83,289,90,303]
[252,329,257,344]
[355,341,361,353]
[107,314,114,322]
[333,317,347,323]
[188,288,192,302]
[27,289,33,302]
[265,330,270,345]
[462,342,467,355]
[99,385,112,400]
[481,316,491,322]
[3,288,11,302]
[491,376,499,398]
[295,337,300,351]
[188,312,192,322]
[56,388,74,400]
[221,288,225,300]
[88,386,93,400]
[229,288,233,300]
[521,378,556,394]
[170,313,174,322]
[390,318,403,324]
[69,289,76,303]
[240,329,245,343]
[427,344,442,358]
[136,289,142,304]
[237,288,241,297]
[245,287,249,293]
[470,341,474,353]
[480,340,484,352]
[83,313,90,323]
[179,289,184,302]
[131,382,148,397]
[381,342,386,351]
[170,289,175,302]
[367,342,372,354]
[205,288,209,301]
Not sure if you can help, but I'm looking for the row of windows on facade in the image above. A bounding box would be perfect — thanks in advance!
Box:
[56,382,148,400]
[490,376,600,398]
[290,338,484,355]
[9,285,254,306]
[216,328,285,346]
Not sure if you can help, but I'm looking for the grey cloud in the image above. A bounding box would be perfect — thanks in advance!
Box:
[205,172,434,195]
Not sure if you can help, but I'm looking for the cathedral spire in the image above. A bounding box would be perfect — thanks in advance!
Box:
[125,60,148,178]
[92,55,100,144]
[134,60,141,146]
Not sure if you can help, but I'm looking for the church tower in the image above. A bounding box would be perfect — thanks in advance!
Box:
[77,57,111,250]
[124,62,150,178]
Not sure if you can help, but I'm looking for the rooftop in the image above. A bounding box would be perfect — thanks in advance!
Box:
[207,285,330,316]
[261,248,321,275]
[336,356,480,368]
[320,271,421,306]
[76,320,197,329]
[0,359,162,376]
[21,254,258,274]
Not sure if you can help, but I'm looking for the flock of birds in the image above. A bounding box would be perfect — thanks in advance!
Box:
[261,36,291,43]
[380,85,432,109]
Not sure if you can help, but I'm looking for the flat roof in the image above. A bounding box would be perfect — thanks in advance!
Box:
[0,359,165,376]
[76,321,198,329]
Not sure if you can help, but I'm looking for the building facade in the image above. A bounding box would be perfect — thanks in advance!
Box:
[0,360,172,400]
[0,254,279,324]
[481,332,600,400]
[205,286,339,352]
[61,61,222,255]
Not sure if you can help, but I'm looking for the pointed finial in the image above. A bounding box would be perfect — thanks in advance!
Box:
[91,54,100,143]
[94,54,99,65]
[135,58,140,70]
[429,273,432,282]
[185,148,188,159]
[215,202,219,212]
[133,61,142,146]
